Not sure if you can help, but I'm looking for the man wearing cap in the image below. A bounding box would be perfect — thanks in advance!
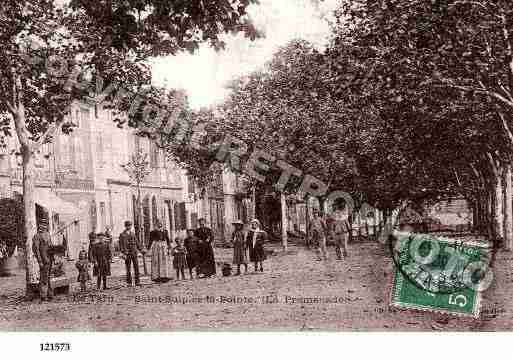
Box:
[32,221,53,301]
[119,221,143,286]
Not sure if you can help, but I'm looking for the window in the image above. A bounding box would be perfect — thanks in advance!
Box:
[99,202,106,232]
[134,135,141,152]
[152,196,158,227]
[187,176,195,194]
[60,135,72,169]
[80,108,90,128]
[96,133,104,167]
[150,142,159,168]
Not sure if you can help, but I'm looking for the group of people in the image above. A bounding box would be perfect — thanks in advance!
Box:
[231,218,267,275]
[309,208,350,261]
[30,207,344,301]
[74,217,219,292]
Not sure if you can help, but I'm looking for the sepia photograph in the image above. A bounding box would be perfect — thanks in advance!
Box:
[0,0,512,346]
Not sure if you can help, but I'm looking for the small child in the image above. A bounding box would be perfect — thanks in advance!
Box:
[173,238,187,280]
[75,249,91,292]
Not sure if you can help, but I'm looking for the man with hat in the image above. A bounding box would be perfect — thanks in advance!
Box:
[119,220,143,286]
[231,220,247,275]
[32,220,53,301]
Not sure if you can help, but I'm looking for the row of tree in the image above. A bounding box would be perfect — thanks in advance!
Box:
[182,0,513,252]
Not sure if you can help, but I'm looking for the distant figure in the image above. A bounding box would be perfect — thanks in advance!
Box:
[119,221,143,287]
[310,209,328,261]
[90,233,111,290]
[104,226,114,262]
[55,224,69,259]
[32,221,53,302]
[195,218,216,277]
[172,237,187,280]
[87,231,96,262]
[333,214,350,260]
[246,219,267,272]
[231,220,247,275]
[184,229,199,279]
[75,249,91,292]
[148,220,172,283]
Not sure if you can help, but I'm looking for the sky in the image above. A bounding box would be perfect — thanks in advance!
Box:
[151,0,339,109]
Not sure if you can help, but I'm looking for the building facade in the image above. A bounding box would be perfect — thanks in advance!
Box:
[0,102,189,259]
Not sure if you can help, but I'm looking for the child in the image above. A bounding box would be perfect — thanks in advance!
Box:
[91,233,112,290]
[173,238,187,280]
[231,220,247,275]
[75,249,90,292]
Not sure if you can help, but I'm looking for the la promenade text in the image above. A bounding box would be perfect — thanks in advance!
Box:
[133,295,356,305]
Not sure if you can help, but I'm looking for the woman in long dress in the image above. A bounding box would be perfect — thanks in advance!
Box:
[195,218,216,277]
[148,220,172,283]
[246,219,267,272]
[196,237,216,278]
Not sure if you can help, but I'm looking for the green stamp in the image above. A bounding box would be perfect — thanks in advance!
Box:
[389,231,493,318]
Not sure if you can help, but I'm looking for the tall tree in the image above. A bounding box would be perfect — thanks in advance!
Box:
[121,148,151,275]
[0,0,259,296]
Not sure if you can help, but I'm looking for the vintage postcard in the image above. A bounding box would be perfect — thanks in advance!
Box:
[0,0,512,343]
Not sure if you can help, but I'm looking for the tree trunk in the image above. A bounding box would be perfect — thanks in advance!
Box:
[22,146,39,298]
[280,192,288,251]
[251,186,256,220]
[305,194,310,247]
[504,164,513,250]
[137,186,148,275]
[11,105,39,298]
[495,168,504,240]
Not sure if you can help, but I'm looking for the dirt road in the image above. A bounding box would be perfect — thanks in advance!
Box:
[0,239,511,331]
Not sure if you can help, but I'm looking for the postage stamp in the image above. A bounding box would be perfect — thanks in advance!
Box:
[389,231,493,318]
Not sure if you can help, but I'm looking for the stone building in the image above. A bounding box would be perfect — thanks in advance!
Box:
[185,166,254,240]
[0,102,188,259]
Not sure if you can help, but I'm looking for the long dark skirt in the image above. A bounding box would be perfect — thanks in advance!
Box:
[197,241,216,276]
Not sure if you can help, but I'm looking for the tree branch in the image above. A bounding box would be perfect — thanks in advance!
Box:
[434,79,513,109]
[496,110,513,149]
[34,119,64,151]
[499,8,513,92]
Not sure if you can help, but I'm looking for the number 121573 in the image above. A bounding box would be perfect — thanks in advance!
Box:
[40,343,71,352]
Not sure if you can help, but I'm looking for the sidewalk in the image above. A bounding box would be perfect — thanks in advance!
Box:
[0,238,511,330]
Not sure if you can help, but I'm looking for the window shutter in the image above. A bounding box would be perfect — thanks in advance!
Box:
[179,202,186,230]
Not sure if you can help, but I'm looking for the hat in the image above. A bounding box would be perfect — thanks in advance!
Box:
[124,220,132,227]
[232,220,244,226]
[250,218,261,227]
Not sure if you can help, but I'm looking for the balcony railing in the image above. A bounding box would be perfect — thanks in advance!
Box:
[11,168,54,186]
[10,168,94,191]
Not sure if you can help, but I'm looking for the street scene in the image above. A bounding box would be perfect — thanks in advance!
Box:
[1,0,513,332]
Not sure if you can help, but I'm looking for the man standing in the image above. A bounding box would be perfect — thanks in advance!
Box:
[90,233,112,290]
[184,229,199,279]
[32,221,53,301]
[119,221,143,286]
[333,211,350,260]
[310,209,328,261]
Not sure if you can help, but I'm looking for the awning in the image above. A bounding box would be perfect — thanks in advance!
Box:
[35,188,79,216]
